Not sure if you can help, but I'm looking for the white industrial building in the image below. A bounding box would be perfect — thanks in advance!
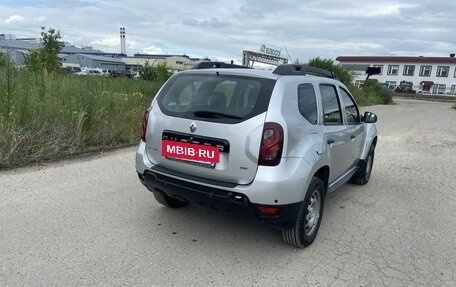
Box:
[336,55,456,95]
[131,54,211,72]
[61,54,126,73]
[0,34,40,66]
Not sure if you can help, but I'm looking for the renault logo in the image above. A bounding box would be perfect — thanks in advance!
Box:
[189,122,197,133]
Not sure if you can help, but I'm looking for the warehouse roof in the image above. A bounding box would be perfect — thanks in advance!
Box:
[336,56,456,64]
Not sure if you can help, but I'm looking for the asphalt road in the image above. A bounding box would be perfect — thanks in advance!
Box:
[1,99,456,287]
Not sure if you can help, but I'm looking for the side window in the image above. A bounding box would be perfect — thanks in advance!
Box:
[297,83,318,124]
[339,88,360,124]
[320,85,343,125]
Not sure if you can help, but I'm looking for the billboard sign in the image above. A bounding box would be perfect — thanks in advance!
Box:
[260,43,281,57]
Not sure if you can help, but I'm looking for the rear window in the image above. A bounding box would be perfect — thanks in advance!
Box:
[156,73,276,123]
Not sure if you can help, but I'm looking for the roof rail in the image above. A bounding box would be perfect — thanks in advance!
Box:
[272,64,338,79]
[191,61,251,70]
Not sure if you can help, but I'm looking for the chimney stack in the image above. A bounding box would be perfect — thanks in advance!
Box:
[120,27,126,55]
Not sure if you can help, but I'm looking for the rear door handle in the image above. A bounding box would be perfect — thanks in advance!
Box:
[327,139,335,144]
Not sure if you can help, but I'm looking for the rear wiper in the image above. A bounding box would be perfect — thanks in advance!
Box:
[193,110,243,119]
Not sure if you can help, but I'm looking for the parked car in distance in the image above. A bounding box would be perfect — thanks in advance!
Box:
[62,66,82,74]
[74,68,110,76]
[136,63,378,248]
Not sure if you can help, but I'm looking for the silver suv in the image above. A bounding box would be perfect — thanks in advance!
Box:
[136,63,378,248]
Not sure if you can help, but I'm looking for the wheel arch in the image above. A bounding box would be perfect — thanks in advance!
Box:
[360,124,378,160]
[372,136,378,147]
[314,166,329,194]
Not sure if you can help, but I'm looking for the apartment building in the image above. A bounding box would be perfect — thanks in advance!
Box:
[336,55,456,95]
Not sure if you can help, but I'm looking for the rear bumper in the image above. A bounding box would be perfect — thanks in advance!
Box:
[138,170,301,229]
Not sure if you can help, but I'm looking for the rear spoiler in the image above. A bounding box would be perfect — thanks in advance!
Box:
[191,62,251,69]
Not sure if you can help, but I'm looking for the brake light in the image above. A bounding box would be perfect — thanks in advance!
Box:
[258,122,284,166]
[140,107,151,142]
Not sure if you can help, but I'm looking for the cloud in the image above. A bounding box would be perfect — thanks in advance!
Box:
[182,17,230,28]
[4,15,24,24]
[142,45,165,55]
[0,0,455,59]
[321,2,418,19]
[34,16,47,21]
[91,37,120,47]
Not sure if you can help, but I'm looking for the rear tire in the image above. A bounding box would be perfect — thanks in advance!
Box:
[153,190,187,208]
[281,177,325,248]
[351,146,375,185]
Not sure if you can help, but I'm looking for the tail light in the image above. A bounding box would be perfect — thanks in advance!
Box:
[258,122,283,166]
[140,107,151,142]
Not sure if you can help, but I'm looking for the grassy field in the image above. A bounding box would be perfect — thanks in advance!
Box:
[0,67,161,168]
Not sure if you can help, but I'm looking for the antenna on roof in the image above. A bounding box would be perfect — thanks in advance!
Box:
[283,47,293,63]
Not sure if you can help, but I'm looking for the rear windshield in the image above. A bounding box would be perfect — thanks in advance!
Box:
[156,73,276,123]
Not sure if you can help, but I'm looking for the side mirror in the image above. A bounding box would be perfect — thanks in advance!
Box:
[363,111,377,123]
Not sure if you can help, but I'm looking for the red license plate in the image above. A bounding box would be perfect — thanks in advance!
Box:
[162,140,220,163]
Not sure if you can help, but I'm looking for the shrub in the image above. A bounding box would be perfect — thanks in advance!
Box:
[0,52,12,67]
[348,83,393,106]
[139,60,172,82]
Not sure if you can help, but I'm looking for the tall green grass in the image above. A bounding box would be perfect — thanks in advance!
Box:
[0,67,161,168]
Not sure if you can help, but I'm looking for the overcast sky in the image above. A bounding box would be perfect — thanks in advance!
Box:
[1,0,455,63]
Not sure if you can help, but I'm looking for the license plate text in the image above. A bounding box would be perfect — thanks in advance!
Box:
[162,140,220,163]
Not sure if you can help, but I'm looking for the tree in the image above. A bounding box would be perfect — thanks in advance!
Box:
[24,27,64,73]
[307,57,353,86]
